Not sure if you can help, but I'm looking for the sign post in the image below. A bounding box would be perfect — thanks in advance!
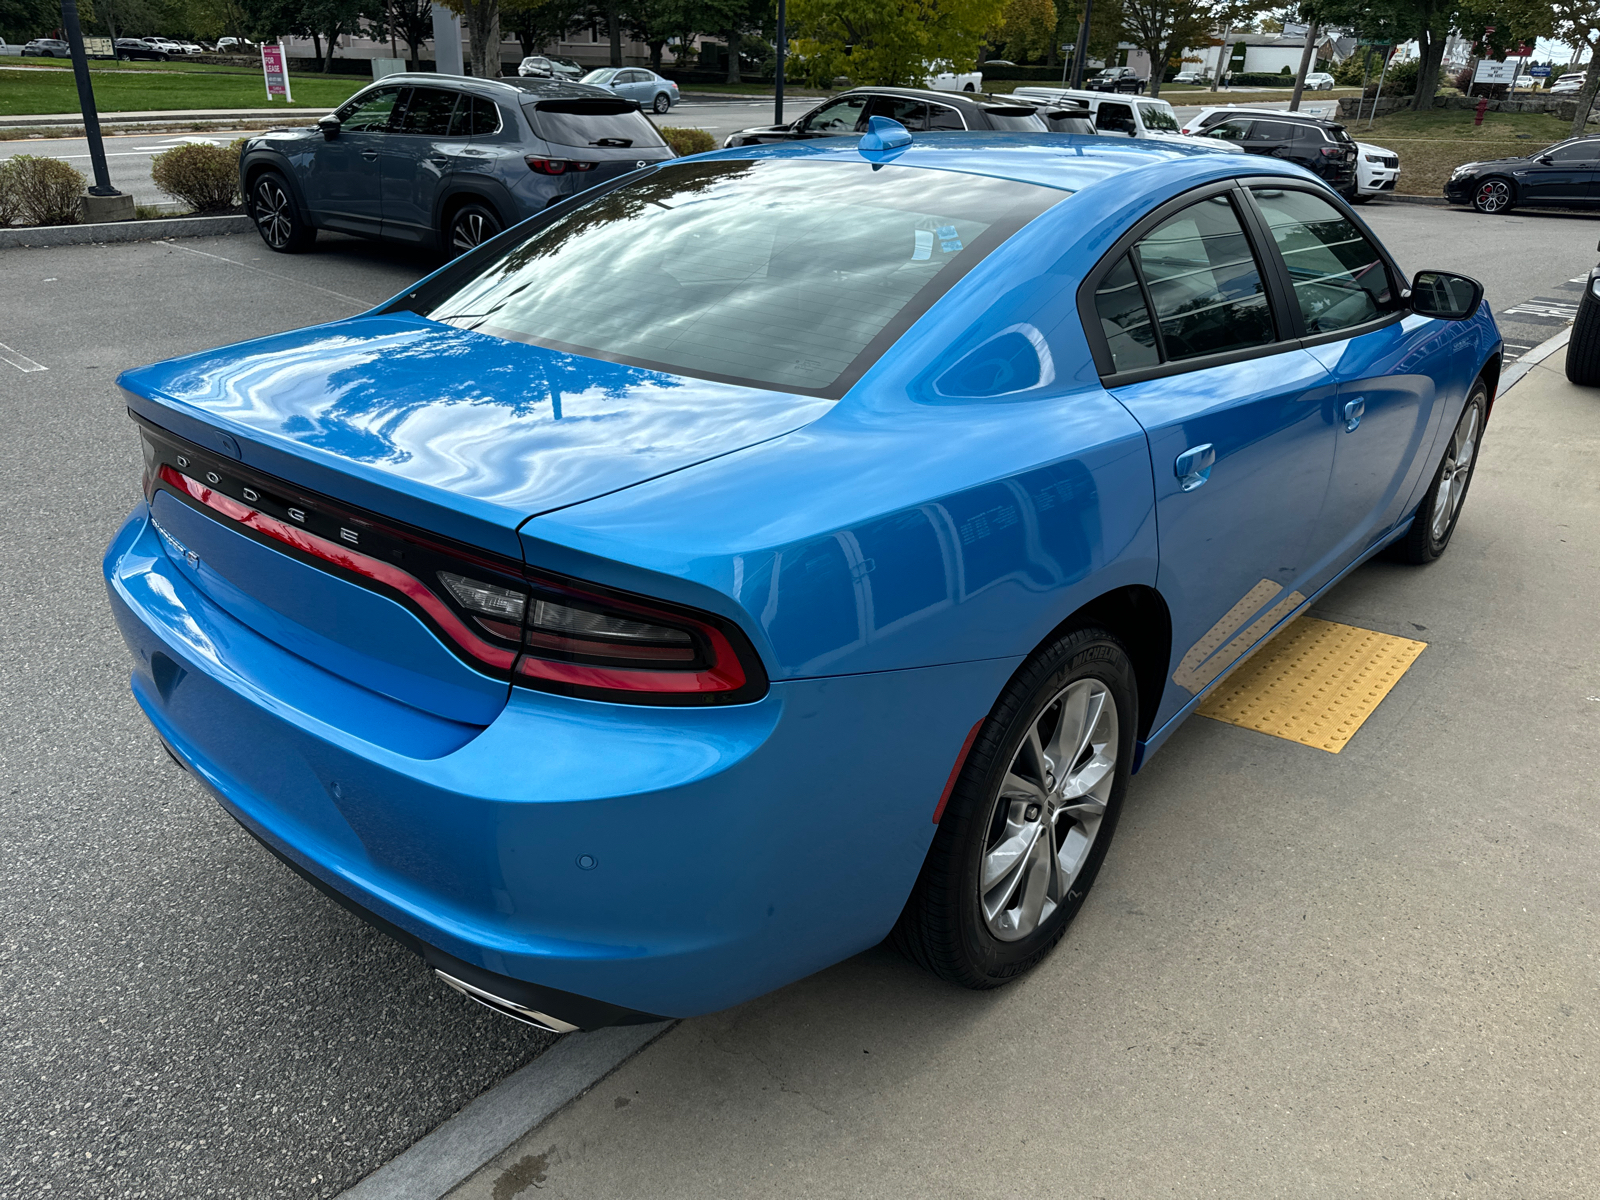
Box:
[261,41,292,102]
[58,0,130,221]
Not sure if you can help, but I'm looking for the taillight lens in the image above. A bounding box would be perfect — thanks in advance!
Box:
[142,423,764,705]
[524,157,596,174]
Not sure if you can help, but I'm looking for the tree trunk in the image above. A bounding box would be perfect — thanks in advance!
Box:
[725,29,742,85]
[607,0,622,67]
[1411,24,1447,112]
[1572,42,1600,137]
[1289,21,1317,111]
[322,25,340,73]
[463,0,499,79]
[310,32,322,66]
[649,40,665,70]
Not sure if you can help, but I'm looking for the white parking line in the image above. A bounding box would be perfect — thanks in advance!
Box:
[0,341,48,372]
[159,239,371,306]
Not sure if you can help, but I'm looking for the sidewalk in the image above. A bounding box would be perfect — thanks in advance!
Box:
[4,107,318,127]
[438,349,1600,1198]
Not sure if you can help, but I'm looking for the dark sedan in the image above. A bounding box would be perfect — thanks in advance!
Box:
[1444,137,1600,213]
[723,87,1064,147]
[115,39,173,61]
[1200,112,1357,198]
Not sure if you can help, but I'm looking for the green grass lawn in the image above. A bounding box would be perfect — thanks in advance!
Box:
[1351,107,1570,195]
[0,65,365,114]
[13,54,265,74]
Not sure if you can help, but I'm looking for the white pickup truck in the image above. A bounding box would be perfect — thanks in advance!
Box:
[1012,87,1245,153]
[926,63,983,93]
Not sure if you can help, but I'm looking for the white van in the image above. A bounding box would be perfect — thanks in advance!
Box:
[1011,87,1243,152]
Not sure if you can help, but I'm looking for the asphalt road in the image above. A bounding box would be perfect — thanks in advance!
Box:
[0,191,1591,1198]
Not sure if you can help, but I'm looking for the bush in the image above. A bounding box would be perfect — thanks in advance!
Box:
[659,127,717,157]
[150,139,244,213]
[1229,72,1296,87]
[0,155,86,226]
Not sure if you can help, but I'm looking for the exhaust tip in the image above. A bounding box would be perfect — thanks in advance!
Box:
[434,969,580,1034]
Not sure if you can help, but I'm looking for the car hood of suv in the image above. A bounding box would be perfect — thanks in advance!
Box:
[117,312,836,551]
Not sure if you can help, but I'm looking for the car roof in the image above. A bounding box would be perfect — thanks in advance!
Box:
[365,73,615,103]
[1197,107,1342,128]
[696,129,1314,195]
[1017,87,1172,107]
[837,86,1033,110]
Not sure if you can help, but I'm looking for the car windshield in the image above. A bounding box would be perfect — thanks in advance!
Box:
[581,69,618,84]
[523,99,665,148]
[425,158,1064,396]
[1138,104,1178,131]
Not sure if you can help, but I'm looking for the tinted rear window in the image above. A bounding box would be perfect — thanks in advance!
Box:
[981,106,1049,132]
[426,158,1063,396]
[526,99,664,148]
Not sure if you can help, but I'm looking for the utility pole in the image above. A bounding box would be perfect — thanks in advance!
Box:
[774,0,786,125]
[1070,0,1094,89]
[59,0,131,222]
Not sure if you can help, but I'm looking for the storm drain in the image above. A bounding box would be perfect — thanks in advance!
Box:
[1197,617,1426,753]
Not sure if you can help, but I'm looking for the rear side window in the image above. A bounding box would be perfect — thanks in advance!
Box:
[1092,255,1159,372]
[865,96,930,130]
[1250,188,1397,334]
[401,87,460,136]
[426,158,1063,396]
[927,104,965,130]
[447,95,502,137]
[1249,121,1294,142]
[524,99,665,148]
[1129,194,1274,361]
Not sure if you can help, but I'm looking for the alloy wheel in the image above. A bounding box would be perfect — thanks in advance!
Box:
[253,179,293,250]
[1430,401,1480,543]
[1475,180,1510,213]
[653,93,670,113]
[450,209,498,253]
[979,678,1118,942]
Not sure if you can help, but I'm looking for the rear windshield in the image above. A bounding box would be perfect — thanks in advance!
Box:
[426,158,1064,396]
[524,99,665,149]
[981,106,1049,132]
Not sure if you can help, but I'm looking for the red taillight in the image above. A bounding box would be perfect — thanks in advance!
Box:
[1319,146,1342,157]
[524,157,597,174]
[152,453,763,705]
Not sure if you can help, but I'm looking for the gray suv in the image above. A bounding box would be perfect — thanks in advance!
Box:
[240,75,673,256]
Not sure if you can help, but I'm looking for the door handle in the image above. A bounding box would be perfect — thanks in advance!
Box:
[1174,443,1215,492]
[429,156,450,168]
[361,149,378,161]
[1342,398,1365,432]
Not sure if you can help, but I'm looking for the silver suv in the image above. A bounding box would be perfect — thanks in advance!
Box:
[239,75,674,256]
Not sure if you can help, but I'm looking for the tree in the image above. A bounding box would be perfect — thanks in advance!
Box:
[502,0,581,56]
[366,0,437,61]
[790,0,1003,87]
[993,0,1055,62]
[1118,0,1212,96]
[1551,2,1600,134]
[440,0,502,76]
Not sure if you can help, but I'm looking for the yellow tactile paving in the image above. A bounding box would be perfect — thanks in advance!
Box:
[1196,617,1426,753]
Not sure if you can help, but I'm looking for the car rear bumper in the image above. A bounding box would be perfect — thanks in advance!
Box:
[104,503,1012,1025]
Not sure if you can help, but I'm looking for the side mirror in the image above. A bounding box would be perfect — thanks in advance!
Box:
[1536,153,1553,164]
[1411,270,1483,320]
[318,114,341,140]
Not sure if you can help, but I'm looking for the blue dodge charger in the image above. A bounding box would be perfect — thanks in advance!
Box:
[104,126,1499,1033]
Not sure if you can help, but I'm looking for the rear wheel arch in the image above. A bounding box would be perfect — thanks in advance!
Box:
[436,187,513,239]
[1030,585,1171,747]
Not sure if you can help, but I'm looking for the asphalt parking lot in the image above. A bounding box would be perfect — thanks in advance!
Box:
[1,198,1595,1198]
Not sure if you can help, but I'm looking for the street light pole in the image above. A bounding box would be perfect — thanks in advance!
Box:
[59,0,119,198]
[774,0,786,125]
[1070,0,1094,89]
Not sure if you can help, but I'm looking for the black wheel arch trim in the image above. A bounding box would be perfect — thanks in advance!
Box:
[240,151,311,222]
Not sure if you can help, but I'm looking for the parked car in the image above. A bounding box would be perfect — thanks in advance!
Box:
[579,66,678,113]
[1444,135,1600,213]
[215,37,254,52]
[723,86,1052,146]
[23,38,69,56]
[144,37,187,56]
[1013,88,1243,152]
[1170,69,1210,85]
[1086,66,1146,93]
[1303,71,1336,90]
[1549,73,1584,95]
[1179,103,1335,136]
[239,75,673,255]
[1198,112,1358,197]
[108,130,1499,1034]
[1354,141,1400,203]
[926,62,983,92]
[1566,235,1600,385]
[115,38,172,61]
[178,40,205,55]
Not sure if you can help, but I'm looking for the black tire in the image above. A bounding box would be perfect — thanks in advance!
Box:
[1567,284,1600,386]
[963,82,976,92]
[1395,380,1486,564]
[248,170,316,253]
[1472,176,1513,214]
[1350,193,1372,205]
[445,200,502,256]
[652,92,671,113]
[891,625,1137,989]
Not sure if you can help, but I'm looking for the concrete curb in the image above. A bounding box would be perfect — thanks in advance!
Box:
[0,214,252,249]
[1376,193,1449,206]
[1500,324,1572,393]
[335,1021,675,1200]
